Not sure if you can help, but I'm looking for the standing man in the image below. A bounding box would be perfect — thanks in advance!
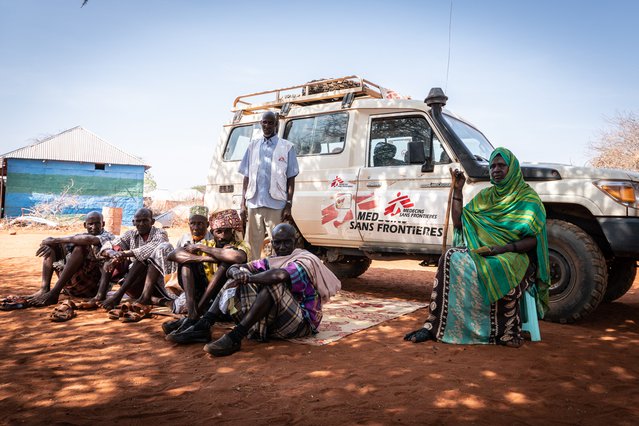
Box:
[239,110,299,261]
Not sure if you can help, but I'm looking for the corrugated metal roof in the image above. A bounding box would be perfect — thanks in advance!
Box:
[0,126,150,168]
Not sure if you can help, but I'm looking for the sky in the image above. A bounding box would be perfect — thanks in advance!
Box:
[1,0,638,191]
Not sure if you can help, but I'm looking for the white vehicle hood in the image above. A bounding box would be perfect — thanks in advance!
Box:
[523,162,639,182]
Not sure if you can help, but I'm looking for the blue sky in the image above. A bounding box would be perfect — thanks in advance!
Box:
[1,0,638,191]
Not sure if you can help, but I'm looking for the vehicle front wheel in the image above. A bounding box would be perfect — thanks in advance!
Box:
[325,256,372,279]
[603,258,637,303]
[544,219,607,323]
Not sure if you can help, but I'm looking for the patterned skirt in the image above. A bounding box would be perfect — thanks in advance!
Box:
[215,281,312,341]
[423,247,533,345]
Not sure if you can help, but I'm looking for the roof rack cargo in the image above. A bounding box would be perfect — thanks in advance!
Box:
[232,76,385,114]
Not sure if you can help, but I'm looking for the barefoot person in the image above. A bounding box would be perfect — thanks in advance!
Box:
[404,148,550,348]
[98,208,172,317]
[168,223,341,357]
[27,211,115,307]
[162,208,249,335]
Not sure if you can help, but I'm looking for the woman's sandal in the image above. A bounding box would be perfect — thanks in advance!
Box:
[121,303,153,323]
[497,337,524,348]
[50,300,77,322]
[107,302,132,320]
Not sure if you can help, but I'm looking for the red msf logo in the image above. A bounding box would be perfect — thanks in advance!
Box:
[330,176,344,188]
[384,192,414,216]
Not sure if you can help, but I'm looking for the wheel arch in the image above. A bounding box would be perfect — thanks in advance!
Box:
[544,202,612,258]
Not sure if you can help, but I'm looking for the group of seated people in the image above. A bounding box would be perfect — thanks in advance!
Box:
[1,147,550,353]
[2,206,340,357]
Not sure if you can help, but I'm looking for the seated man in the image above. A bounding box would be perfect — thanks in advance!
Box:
[98,208,172,314]
[168,223,341,357]
[27,211,115,307]
[162,208,249,335]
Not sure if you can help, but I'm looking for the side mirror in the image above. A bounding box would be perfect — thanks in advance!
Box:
[406,141,426,164]
[406,140,434,172]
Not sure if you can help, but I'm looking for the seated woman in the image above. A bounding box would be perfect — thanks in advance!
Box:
[405,147,550,347]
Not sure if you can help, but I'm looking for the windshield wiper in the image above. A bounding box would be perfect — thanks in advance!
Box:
[474,154,489,163]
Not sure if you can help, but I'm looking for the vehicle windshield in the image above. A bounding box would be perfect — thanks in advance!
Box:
[442,114,494,162]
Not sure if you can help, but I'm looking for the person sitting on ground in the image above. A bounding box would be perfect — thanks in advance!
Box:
[404,147,550,348]
[167,223,341,357]
[98,208,173,315]
[161,208,250,335]
[24,211,115,307]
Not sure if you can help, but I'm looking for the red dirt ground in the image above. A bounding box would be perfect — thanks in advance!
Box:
[0,226,638,425]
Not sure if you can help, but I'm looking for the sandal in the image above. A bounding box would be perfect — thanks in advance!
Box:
[107,302,132,320]
[122,303,153,323]
[0,295,31,311]
[76,300,99,310]
[50,300,77,322]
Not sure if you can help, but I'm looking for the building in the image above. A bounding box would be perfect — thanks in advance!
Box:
[0,126,149,222]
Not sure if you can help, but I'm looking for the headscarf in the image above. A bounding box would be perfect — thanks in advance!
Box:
[455,147,550,315]
[189,205,209,219]
[209,209,243,232]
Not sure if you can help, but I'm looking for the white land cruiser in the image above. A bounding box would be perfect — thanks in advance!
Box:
[205,76,639,323]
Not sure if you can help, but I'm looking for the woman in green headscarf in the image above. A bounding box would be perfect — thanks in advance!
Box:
[405,147,550,347]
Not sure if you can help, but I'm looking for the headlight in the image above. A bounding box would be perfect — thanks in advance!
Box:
[594,180,639,208]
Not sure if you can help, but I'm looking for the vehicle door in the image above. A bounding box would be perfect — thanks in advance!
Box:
[284,111,363,247]
[356,113,458,253]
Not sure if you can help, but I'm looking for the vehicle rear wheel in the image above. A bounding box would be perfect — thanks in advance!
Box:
[325,256,372,279]
[603,258,637,303]
[545,219,607,323]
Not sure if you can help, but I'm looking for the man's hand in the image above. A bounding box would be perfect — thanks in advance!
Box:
[183,243,202,254]
[228,267,251,284]
[35,244,53,258]
[239,205,248,229]
[281,204,293,222]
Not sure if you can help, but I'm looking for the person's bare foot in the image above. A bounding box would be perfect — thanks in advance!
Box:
[27,291,59,307]
[134,297,152,306]
[99,296,120,311]
[27,289,45,299]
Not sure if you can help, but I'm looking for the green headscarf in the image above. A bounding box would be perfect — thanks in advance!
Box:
[455,147,550,315]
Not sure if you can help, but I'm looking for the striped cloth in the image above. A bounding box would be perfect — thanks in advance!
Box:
[456,147,550,314]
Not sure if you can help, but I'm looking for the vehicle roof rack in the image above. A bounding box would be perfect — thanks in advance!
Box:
[232,75,385,115]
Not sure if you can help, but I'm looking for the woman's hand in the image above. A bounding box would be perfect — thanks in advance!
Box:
[450,168,466,191]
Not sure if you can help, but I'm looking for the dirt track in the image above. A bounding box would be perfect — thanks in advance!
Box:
[0,226,638,425]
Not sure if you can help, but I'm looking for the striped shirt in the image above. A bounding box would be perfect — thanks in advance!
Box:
[101,226,169,261]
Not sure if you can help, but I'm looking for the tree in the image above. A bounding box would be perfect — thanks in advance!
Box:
[144,171,157,193]
[191,185,206,193]
[589,112,639,171]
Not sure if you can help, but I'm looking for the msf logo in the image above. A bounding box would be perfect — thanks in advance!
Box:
[384,192,414,216]
[330,176,345,188]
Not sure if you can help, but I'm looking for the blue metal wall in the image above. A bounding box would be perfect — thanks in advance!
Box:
[4,159,144,222]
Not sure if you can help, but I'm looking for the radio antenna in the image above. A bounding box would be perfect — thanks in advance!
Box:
[445,0,453,92]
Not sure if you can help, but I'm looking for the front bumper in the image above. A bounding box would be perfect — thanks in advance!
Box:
[597,217,639,257]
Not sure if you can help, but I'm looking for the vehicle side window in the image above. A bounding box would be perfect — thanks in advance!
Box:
[223,124,261,161]
[283,113,348,156]
[369,116,447,166]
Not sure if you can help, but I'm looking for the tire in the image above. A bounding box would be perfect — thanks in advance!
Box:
[325,256,372,279]
[545,219,607,323]
[603,258,637,303]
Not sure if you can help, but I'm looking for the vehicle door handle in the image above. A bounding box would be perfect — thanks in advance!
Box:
[366,183,382,188]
